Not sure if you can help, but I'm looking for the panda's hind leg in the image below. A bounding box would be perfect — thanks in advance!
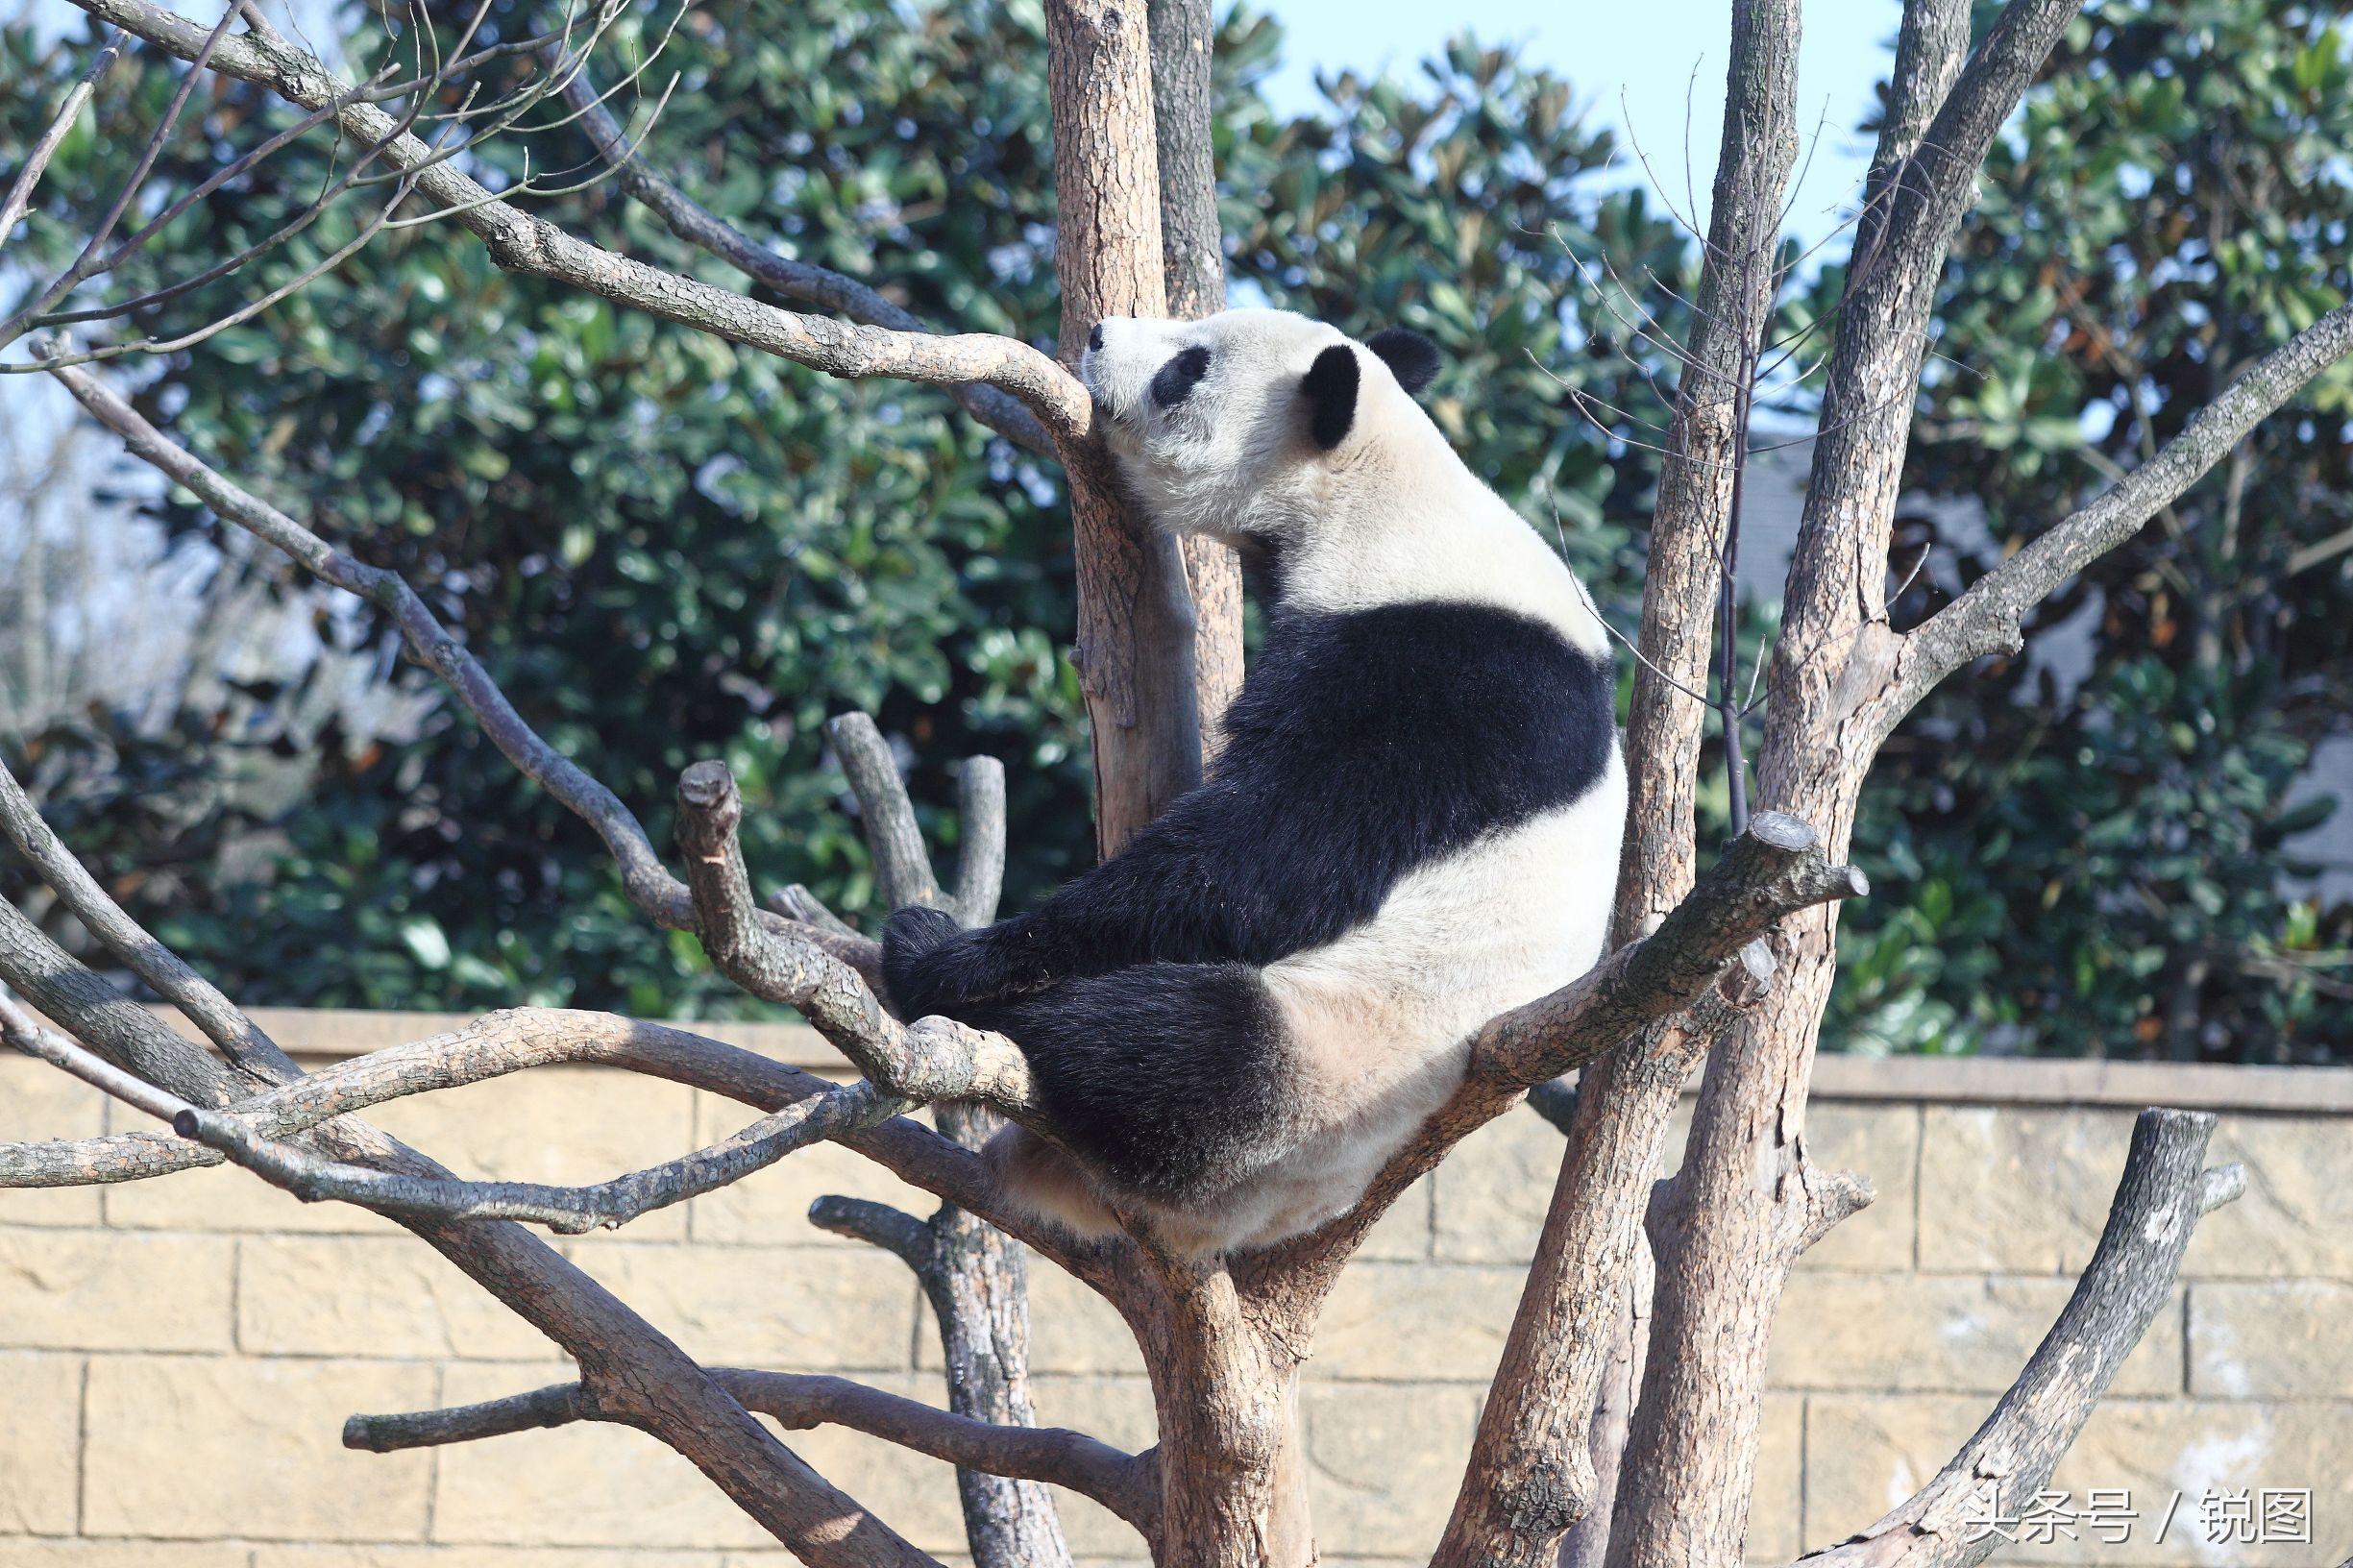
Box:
[974,961,1289,1217]
[981,1125,1123,1240]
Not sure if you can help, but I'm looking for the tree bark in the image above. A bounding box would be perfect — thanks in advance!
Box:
[920,1111,1076,1568]
[1557,1231,1651,1568]
[1147,0,1246,757]
[1046,0,1202,856]
[1613,8,2085,1567]
[1436,5,1803,1562]
[1789,1111,2242,1567]
[1138,1265,1307,1567]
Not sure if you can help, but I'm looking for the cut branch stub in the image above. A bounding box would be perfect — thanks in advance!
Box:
[675,761,1037,1115]
[953,755,1010,928]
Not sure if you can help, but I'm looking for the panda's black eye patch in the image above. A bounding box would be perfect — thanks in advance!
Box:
[1149,346,1212,409]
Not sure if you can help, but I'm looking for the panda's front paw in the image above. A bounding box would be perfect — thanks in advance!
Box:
[882,905,965,1018]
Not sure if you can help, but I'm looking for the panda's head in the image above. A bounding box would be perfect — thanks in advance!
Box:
[1078,307,1442,545]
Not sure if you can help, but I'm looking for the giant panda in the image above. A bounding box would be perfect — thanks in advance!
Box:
[884,307,1626,1257]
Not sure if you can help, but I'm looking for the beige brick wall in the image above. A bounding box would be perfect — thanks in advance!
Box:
[2,1014,2348,1566]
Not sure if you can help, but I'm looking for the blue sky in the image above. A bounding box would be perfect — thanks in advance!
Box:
[1258,0,1907,249]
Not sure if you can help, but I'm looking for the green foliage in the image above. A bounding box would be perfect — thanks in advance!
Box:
[9,0,2342,1060]
[2,5,1679,1017]
[1828,0,2353,1061]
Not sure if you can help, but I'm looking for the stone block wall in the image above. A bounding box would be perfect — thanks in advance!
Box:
[1,1011,2347,1566]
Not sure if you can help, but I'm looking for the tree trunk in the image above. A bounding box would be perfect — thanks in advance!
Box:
[1147,0,1246,758]
[927,1105,1074,1568]
[1138,1267,1310,1567]
[1609,7,2065,1565]
[1046,0,1203,857]
[1558,1231,1651,1568]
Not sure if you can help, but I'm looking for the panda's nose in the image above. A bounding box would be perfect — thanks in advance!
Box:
[1087,322,1105,353]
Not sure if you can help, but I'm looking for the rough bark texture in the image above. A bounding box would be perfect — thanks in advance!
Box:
[1134,1265,1306,1567]
[1607,0,1802,943]
[1146,0,1246,755]
[1434,7,1805,1562]
[814,722,1074,1568]
[1045,0,1200,857]
[1557,1231,1651,1568]
[1613,8,2094,1567]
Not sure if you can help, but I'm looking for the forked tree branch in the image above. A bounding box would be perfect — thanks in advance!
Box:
[6,994,900,1233]
[801,736,1087,1568]
[0,926,943,1566]
[48,0,1092,445]
[674,760,1037,1116]
[0,754,292,1077]
[344,1368,1159,1531]
[1637,6,2117,1561]
[1785,1110,2243,1568]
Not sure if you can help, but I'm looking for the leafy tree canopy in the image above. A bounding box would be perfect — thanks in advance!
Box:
[3,0,2344,1059]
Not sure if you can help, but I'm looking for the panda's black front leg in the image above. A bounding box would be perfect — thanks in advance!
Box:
[881,905,1052,1021]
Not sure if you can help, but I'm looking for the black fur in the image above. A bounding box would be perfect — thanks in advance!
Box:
[884,598,1615,1211]
[963,964,1285,1200]
[1301,344,1360,449]
[1367,328,1440,394]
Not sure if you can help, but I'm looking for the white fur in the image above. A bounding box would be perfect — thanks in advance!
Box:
[1065,308,1624,1254]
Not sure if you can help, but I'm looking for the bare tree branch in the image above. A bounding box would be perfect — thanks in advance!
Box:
[1876,299,2353,735]
[1628,7,2110,1562]
[0,933,944,1565]
[6,996,899,1233]
[804,732,1077,1566]
[828,712,949,911]
[345,1367,1158,1531]
[547,50,1055,455]
[1860,0,1970,216]
[1787,1110,2243,1568]
[674,759,1036,1115]
[0,1008,816,1188]
[0,29,129,256]
[809,1192,936,1269]
[0,723,292,1079]
[1609,0,1802,938]
[50,0,1091,444]
[43,359,884,988]
[0,3,241,347]
[953,756,1010,929]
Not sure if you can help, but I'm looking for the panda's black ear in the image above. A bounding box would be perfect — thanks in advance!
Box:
[1302,344,1360,450]
[1367,328,1440,395]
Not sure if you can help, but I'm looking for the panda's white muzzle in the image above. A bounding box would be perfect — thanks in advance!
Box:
[1078,316,1187,427]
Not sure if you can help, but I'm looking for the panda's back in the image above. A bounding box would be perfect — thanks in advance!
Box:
[1200,596,1619,958]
